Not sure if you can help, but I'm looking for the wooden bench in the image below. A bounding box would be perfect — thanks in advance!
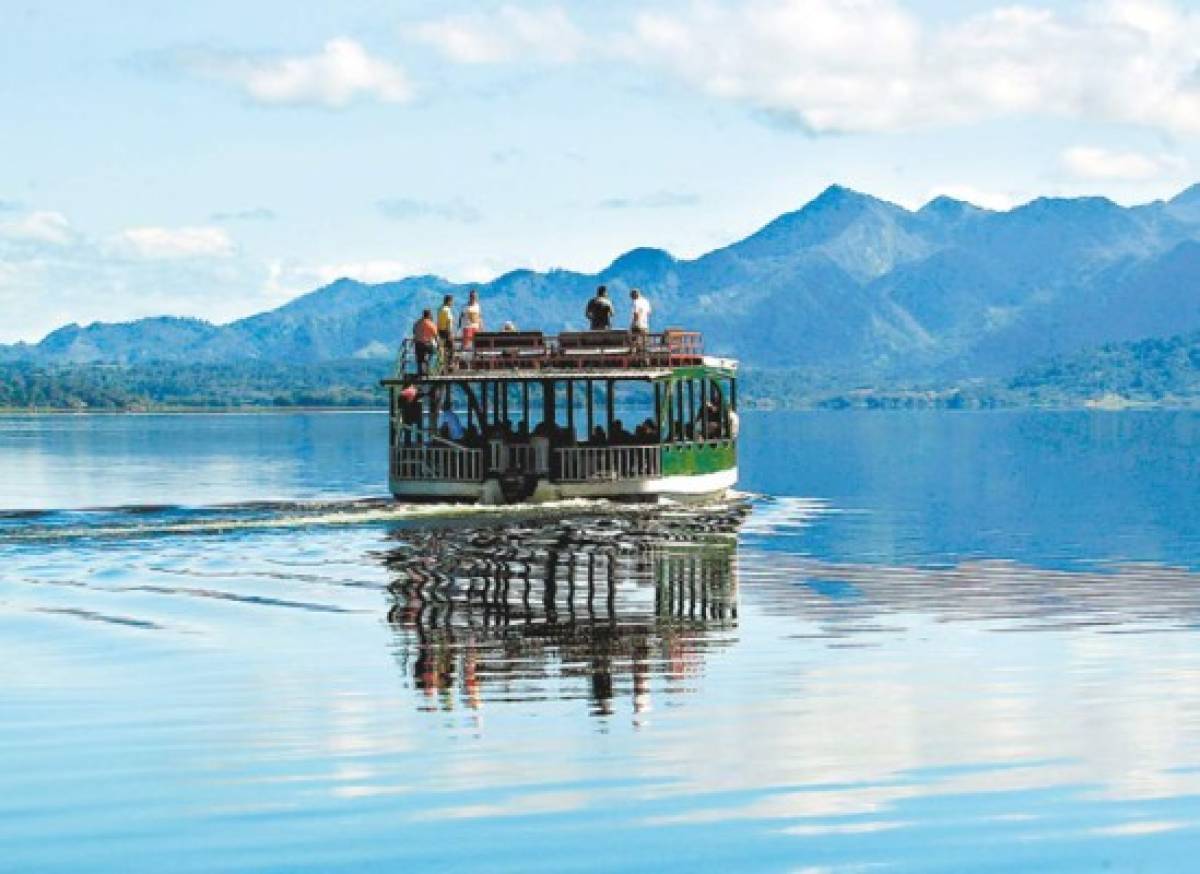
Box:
[470,331,547,368]
[557,330,632,366]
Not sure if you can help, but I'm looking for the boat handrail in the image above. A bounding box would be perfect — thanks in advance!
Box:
[394,329,706,377]
[396,423,472,452]
[392,445,483,482]
[554,444,662,482]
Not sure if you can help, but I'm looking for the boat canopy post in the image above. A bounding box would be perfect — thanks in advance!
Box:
[691,381,700,437]
[566,380,575,435]
[586,379,594,437]
[605,379,615,435]
[674,381,684,442]
[542,379,555,430]
[653,383,662,441]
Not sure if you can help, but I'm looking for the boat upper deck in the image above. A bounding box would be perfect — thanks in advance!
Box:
[386,329,736,383]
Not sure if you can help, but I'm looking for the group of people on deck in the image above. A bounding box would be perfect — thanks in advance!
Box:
[410,285,652,374]
[411,289,484,375]
[584,285,651,334]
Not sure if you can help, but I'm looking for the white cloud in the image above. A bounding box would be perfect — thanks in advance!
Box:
[413,5,584,64]
[625,0,1200,135]
[376,198,481,223]
[115,226,235,260]
[597,191,701,210]
[265,258,411,300]
[0,211,74,246]
[0,223,267,343]
[192,38,412,108]
[1060,146,1187,182]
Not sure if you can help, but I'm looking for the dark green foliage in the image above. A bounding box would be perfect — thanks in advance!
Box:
[3,333,1199,412]
[0,360,390,410]
[1009,332,1200,404]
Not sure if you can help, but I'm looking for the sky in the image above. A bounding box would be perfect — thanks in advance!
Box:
[2,0,1200,343]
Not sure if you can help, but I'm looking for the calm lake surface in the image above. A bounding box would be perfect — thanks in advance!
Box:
[2,410,1199,872]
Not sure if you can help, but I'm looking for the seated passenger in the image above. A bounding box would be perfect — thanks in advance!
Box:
[590,426,607,446]
[637,418,658,443]
[439,408,465,440]
[610,419,630,445]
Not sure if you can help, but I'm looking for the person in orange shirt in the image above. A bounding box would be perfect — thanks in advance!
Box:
[412,309,439,375]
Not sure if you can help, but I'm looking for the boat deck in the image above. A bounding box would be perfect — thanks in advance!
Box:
[388,329,717,382]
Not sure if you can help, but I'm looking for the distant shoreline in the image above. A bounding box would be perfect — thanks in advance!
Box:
[3,400,1198,415]
[0,405,389,416]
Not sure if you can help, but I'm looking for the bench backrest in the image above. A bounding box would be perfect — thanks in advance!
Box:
[473,331,545,351]
[558,330,630,350]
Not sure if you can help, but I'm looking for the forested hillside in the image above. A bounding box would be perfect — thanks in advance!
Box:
[4,331,1199,411]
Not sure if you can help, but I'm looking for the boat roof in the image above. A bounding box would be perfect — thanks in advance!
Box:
[382,357,736,385]
[386,329,738,383]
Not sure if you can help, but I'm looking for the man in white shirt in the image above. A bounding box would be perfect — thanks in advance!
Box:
[630,288,651,335]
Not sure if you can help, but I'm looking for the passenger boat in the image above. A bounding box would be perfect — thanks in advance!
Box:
[382,328,738,504]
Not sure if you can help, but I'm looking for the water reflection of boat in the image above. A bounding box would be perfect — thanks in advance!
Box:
[382,503,747,716]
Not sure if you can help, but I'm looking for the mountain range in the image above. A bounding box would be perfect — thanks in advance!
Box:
[5,183,1200,382]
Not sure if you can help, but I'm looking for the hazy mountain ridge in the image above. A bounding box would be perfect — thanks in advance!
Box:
[5,184,1200,381]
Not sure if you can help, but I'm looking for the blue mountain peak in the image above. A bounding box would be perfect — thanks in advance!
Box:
[1171,183,1200,206]
[918,195,986,222]
[806,184,871,211]
[605,247,676,275]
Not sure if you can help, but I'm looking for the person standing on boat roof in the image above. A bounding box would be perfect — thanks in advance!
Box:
[412,309,438,375]
[586,285,614,330]
[437,294,455,365]
[459,289,483,348]
[630,288,651,335]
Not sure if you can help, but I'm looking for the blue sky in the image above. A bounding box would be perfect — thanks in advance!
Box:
[2,0,1199,342]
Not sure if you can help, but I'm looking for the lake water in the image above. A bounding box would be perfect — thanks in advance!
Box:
[2,410,1199,872]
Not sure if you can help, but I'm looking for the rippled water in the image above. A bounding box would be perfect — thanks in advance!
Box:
[2,410,1200,872]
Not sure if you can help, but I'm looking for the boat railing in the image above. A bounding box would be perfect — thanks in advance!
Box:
[489,441,550,475]
[393,330,705,377]
[393,445,482,482]
[555,445,661,482]
[394,338,451,378]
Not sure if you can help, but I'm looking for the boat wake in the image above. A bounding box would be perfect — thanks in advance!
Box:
[0,494,756,544]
